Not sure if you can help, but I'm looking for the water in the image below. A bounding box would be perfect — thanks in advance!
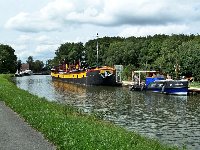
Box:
[14,75,200,149]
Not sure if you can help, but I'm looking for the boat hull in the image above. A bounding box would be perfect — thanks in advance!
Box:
[51,69,118,86]
[132,79,189,95]
[163,87,188,95]
[147,80,188,95]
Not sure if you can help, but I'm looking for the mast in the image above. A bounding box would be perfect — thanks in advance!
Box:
[96,33,99,67]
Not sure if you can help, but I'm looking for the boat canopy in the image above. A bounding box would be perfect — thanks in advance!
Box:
[132,70,163,86]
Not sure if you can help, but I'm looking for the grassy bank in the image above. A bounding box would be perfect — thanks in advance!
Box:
[0,74,179,150]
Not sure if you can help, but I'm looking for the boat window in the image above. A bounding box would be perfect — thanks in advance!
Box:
[77,75,78,78]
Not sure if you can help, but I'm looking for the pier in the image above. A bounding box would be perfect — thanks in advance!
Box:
[188,87,200,94]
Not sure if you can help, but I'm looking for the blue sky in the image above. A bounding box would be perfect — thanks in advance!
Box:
[1,0,200,62]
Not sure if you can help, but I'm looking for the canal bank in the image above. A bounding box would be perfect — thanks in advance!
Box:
[0,74,177,150]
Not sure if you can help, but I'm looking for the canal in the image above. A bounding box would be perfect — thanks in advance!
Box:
[14,75,200,150]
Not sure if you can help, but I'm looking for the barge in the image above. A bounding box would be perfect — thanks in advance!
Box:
[51,65,119,86]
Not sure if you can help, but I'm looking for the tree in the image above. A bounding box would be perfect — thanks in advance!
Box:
[17,60,22,71]
[85,36,124,66]
[33,60,44,73]
[0,44,17,73]
[179,40,200,80]
[54,42,84,66]
[26,56,34,70]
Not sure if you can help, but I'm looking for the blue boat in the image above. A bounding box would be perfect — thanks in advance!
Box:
[147,79,189,95]
[130,71,189,95]
[146,80,166,93]
[130,70,164,91]
[161,80,188,95]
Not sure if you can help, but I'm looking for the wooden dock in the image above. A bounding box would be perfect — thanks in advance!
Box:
[188,87,200,94]
[122,81,134,87]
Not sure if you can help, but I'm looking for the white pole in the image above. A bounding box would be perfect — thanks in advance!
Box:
[139,72,141,85]
[96,33,99,67]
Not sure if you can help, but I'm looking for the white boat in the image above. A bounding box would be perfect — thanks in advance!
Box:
[15,70,24,77]
[23,69,33,76]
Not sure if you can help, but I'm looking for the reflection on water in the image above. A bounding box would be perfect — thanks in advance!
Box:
[15,75,200,150]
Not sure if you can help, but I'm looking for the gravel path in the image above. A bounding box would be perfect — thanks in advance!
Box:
[0,101,56,150]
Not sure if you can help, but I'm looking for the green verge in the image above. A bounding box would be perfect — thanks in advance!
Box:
[0,74,180,150]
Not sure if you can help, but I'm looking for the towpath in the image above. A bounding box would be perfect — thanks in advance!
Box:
[0,101,56,150]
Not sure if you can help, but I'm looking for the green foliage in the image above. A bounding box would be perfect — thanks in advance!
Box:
[178,40,200,80]
[26,56,34,70]
[122,65,135,81]
[17,60,22,71]
[54,42,85,66]
[0,44,17,73]
[26,56,44,73]
[189,81,200,88]
[33,60,44,73]
[0,75,178,150]
[85,36,124,66]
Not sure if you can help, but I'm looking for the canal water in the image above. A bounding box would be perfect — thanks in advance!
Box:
[14,75,200,150]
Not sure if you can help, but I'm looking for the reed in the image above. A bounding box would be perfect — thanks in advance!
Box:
[0,74,180,150]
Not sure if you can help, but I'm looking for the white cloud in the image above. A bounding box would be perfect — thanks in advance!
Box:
[11,34,61,62]
[17,35,32,44]
[5,11,61,32]
[118,24,189,37]
[3,0,200,63]
[5,0,200,33]
[35,44,57,53]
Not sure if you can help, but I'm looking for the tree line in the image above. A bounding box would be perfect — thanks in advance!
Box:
[25,56,46,73]
[1,34,200,80]
[0,44,46,74]
[52,34,200,81]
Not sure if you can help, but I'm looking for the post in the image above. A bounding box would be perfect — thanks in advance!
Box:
[139,72,141,85]
[96,33,99,67]
[174,59,180,80]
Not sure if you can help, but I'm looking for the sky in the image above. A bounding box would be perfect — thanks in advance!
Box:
[1,0,200,63]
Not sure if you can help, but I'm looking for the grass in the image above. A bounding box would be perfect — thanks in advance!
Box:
[0,74,180,150]
[189,81,200,88]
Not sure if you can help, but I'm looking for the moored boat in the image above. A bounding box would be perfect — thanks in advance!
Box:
[51,33,121,86]
[147,80,166,93]
[130,70,164,91]
[15,70,24,77]
[130,70,189,95]
[162,80,188,95]
[147,79,189,95]
[51,65,119,86]
[23,69,33,76]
